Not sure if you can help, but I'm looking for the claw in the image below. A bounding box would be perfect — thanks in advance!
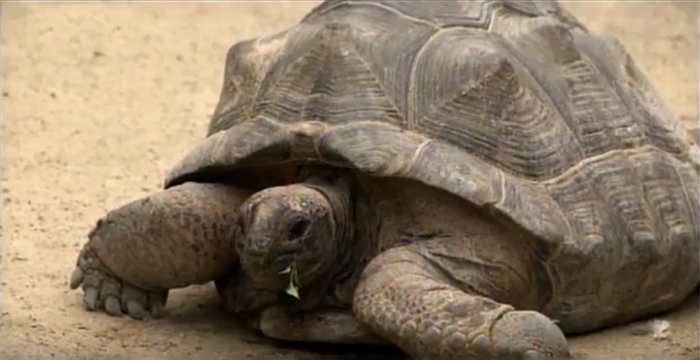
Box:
[126,300,147,320]
[121,285,147,319]
[104,297,123,317]
[69,267,84,289]
[71,244,170,320]
[84,288,99,311]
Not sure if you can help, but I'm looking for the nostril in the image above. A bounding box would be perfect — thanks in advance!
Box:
[288,219,310,242]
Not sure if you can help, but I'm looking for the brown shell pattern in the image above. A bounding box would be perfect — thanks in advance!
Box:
[166,0,700,271]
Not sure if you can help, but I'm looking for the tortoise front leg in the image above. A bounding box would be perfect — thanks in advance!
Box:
[352,239,570,359]
[69,182,253,319]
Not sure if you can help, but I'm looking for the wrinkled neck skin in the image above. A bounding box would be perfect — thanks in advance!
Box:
[287,170,368,311]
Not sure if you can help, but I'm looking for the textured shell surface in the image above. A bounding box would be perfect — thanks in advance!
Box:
[165,0,699,329]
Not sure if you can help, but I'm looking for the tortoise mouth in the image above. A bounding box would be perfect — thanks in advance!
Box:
[239,242,303,270]
[239,248,330,290]
[239,253,284,288]
[239,249,299,270]
[271,252,297,274]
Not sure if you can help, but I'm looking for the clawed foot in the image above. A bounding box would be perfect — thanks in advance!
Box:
[487,310,570,358]
[69,245,169,320]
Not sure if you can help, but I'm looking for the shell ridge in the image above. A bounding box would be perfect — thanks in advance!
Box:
[487,31,585,160]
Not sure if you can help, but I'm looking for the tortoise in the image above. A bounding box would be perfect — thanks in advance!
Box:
[68,0,700,358]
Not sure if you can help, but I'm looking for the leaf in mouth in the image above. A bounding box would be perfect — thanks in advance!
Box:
[279,265,300,299]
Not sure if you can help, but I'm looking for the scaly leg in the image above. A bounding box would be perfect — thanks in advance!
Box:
[353,238,570,359]
[69,182,253,319]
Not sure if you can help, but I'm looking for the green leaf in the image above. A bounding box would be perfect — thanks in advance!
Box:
[280,263,301,300]
[285,283,300,299]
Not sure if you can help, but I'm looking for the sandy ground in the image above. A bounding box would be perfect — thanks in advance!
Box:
[1,1,698,359]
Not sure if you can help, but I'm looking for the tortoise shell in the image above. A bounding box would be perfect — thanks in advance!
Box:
[165,0,700,281]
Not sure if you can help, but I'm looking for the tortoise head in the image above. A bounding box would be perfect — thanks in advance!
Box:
[235,176,350,294]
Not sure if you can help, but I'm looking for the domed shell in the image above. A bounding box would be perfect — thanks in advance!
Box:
[165,0,700,260]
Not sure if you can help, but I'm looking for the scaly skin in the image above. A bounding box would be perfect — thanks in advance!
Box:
[69,182,253,319]
[233,172,356,312]
[232,171,571,358]
[353,245,569,359]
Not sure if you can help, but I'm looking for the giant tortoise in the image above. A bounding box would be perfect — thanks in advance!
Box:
[69,0,700,358]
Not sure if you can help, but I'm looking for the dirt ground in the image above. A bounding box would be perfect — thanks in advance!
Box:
[1,2,698,359]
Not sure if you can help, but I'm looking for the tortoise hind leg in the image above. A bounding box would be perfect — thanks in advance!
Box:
[69,182,253,319]
[353,237,569,359]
